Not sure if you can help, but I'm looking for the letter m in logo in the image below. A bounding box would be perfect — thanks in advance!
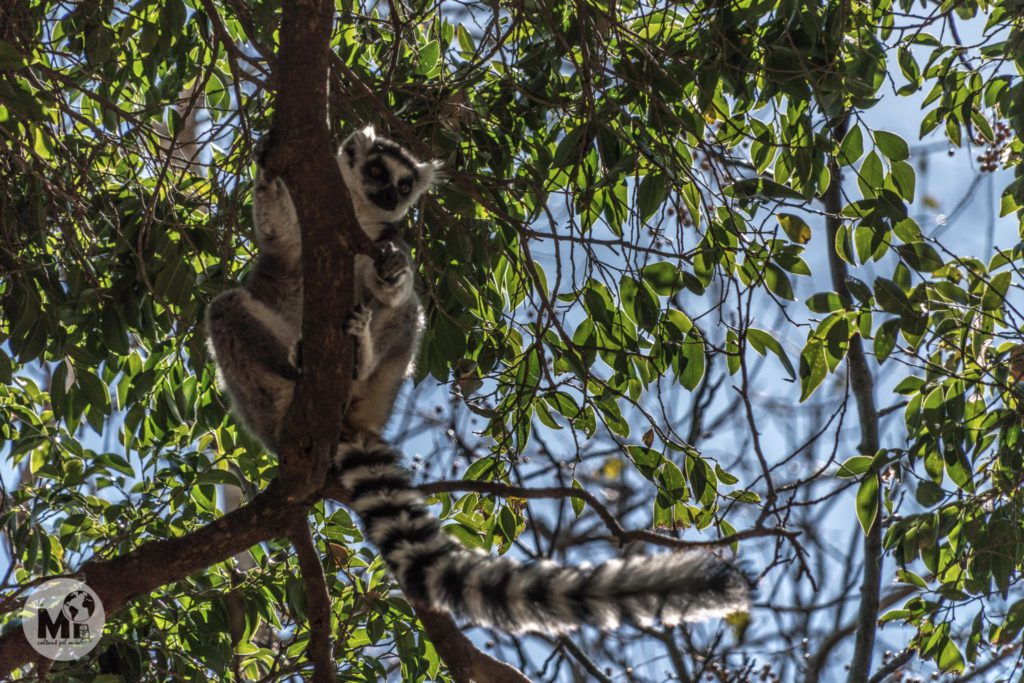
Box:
[37,609,70,639]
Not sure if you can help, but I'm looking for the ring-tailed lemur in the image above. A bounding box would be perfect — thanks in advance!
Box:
[206,125,436,452]
[207,125,751,635]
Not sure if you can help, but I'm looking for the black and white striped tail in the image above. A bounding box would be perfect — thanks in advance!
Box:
[334,436,751,634]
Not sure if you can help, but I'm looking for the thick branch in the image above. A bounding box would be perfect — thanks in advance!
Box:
[413,607,532,683]
[822,115,883,683]
[0,484,303,677]
[267,0,371,499]
[0,477,533,682]
[318,482,532,682]
[288,513,335,682]
[804,586,915,683]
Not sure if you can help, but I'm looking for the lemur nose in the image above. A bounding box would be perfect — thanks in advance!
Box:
[369,186,399,211]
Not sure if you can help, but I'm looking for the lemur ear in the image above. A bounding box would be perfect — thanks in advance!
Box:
[357,124,377,143]
[339,125,377,162]
[416,159,444,189]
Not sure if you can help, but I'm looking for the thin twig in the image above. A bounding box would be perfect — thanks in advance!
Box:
[559,636,613,683]
[419,479,799,549]
[867,649,914,683]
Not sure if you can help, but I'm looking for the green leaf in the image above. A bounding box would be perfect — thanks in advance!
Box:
[637,172,668,223]
[0,40,24,69]
[856,474,880,534]
[875,130,910,161]
[838,125,864,166]
[685,455,716,508]
[598,395,630,437]
[715,463,739,485]
[545,391,580,419]
[553,126,586,168]
[895,242,943,273]
[634,281,660,331]
[162,0,187,32]
[777,213,812,244]
[571,479,585,518]
[153,258,195,307]
[747,328,796,380]
[799,340,827,401]
[916,480,945,506]
[456,24,475,54]
[417,40,441,75]
[982,271,1011,310]
[845,276,872,304]
[462,457,503,482]
[806,292,846,313]
[726,177,803,200]
[943,442,974,492]
[874,317,900,363]
[641,262,686,295]
[859,151,884,195]
[726,329,740,376]
[835,224,856,264]
[874,278,911,315]
[679,331,706,390]
[764,263,795,300]
[937,639,965,673]
[893,217,923,243]
[890,161,916,202]
[656,460,687,501]
[433,316,467,361]
[837,456,873,478]
[582,281,615,328]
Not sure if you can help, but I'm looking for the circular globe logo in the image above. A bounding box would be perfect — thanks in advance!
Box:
[61,591,96,623]
[21,579,105,661]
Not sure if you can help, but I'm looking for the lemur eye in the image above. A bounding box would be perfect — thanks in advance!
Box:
[398,181,411,195]
[368,165,384,179]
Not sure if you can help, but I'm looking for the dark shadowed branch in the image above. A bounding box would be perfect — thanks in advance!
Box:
[821,115,883,683]
[804,586,915,683]
[287,512,335,683]
[0,479,540,681]
[265,0,369,499]
[413,607,532,683]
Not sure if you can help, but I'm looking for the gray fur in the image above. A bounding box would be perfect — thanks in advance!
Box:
[206,125,437,450]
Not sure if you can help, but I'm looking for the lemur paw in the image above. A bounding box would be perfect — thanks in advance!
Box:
[374,241,412,288]
[346,304,373,337]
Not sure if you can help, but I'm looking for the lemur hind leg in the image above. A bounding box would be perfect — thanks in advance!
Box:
[206,289,300,452]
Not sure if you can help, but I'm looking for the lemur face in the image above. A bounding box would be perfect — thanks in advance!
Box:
[338,126,439,226]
